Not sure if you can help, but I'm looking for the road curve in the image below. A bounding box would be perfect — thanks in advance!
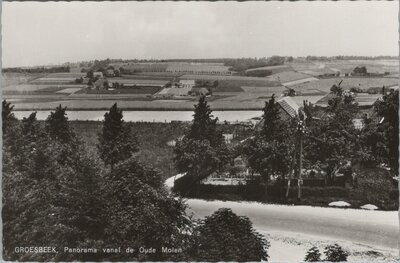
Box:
[186,199,399,250]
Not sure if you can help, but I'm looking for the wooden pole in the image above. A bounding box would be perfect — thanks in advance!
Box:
[286,138,297,199]
[297,130,303,200]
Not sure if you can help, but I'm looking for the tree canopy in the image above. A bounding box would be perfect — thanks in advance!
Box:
[98,103,138,168]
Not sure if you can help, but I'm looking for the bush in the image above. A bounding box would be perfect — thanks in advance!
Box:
[192,208,269,261]
[324,244,348,262]
[304,246,321,262]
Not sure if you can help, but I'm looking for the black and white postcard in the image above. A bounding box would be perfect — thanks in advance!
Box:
[1,1,399,262]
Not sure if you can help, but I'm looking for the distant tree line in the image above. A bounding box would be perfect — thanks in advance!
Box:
[2,66,70,74]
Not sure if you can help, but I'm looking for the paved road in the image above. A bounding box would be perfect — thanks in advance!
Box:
[186,199,399,250]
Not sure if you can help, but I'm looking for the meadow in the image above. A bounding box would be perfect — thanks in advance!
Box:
[3,59,397,111]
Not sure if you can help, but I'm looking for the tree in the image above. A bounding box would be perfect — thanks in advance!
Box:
[304,88,358,184]
[102,158,192,261]
[324,244,348,262]
[22,112,39,136]
[86,69,94,79]
[45,105,75,144]
[304,246,321,262]
[3,117,106,261]
[352,66,367,76]
[191,208,269,261]
[261,95,284,139]
[242,96,296,199]
[267,55,285,66]
[98,103,138,169]
[374,89,399,175]
[174,96,230,194]
[2,100,17,134]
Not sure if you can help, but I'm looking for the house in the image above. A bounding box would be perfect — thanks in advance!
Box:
[276,96,300,120]
[254,96,300,130]
[179,79,195,89]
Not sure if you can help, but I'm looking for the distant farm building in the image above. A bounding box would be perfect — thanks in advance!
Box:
[108,79,170,88]
[179,79,195,89]
[276,96,301,120]
[255,96,300,130]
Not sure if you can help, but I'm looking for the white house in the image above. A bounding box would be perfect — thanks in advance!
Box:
[179,79,195,89]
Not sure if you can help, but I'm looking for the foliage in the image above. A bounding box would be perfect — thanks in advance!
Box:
[98,103,138,168]
[374,90,399,176]
[102,158,192,261]
[45,104,75,143]
[3,103,266,262]
[174,97,230,192]
[304,87,358,184]
[2,100,17,134]
[2,66,70,74]
[352,66,368,76]
[191,208,269,262]
[304,246,322,262]
[324,244,348,262]
[241,95,296,198]
[3,107,106,261]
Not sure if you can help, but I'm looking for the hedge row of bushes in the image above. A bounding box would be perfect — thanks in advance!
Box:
[173,174,398,210]
[173,177,350,202]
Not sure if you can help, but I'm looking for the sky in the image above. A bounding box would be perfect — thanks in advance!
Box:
[2,1,398,67]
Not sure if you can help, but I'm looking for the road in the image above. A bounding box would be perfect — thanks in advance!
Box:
[186,199,399,250]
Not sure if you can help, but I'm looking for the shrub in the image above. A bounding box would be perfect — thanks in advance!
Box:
[304,246,322,262]
[324,244,348,262]
[192,208,269,261]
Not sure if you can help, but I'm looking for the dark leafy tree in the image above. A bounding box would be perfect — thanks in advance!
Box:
[3,119,106,261]
[304,246,322,262]
[242,96,296,198]
[174,96,230,194]
[98,103,138,169]
[304,89,358,184]
[324,244,348,262]
[2,100,17,134]
[102,158,192,261]
[352,66,368,76]
[86,69,94,79]
[374,90,399,175]
[191,208,269,262]
[22,112,39,137]
[45,105,75,144]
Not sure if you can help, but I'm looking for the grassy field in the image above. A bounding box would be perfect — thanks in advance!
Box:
[1,72,46,87]
[3,60,397,111]
[290,77,398,96]
[316,93,383,107]
[71,121,188,179]
[266,71,313,83]
[80,86,161,95]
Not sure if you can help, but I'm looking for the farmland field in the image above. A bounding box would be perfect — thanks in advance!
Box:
[316,93,383,107]
[3,59,397,111]
[266,71,313,83]
[290,77,398,95]
[82,86,162,95]
[1,72,46,87]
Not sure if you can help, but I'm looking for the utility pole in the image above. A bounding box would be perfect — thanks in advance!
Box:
[297,119,304,200]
